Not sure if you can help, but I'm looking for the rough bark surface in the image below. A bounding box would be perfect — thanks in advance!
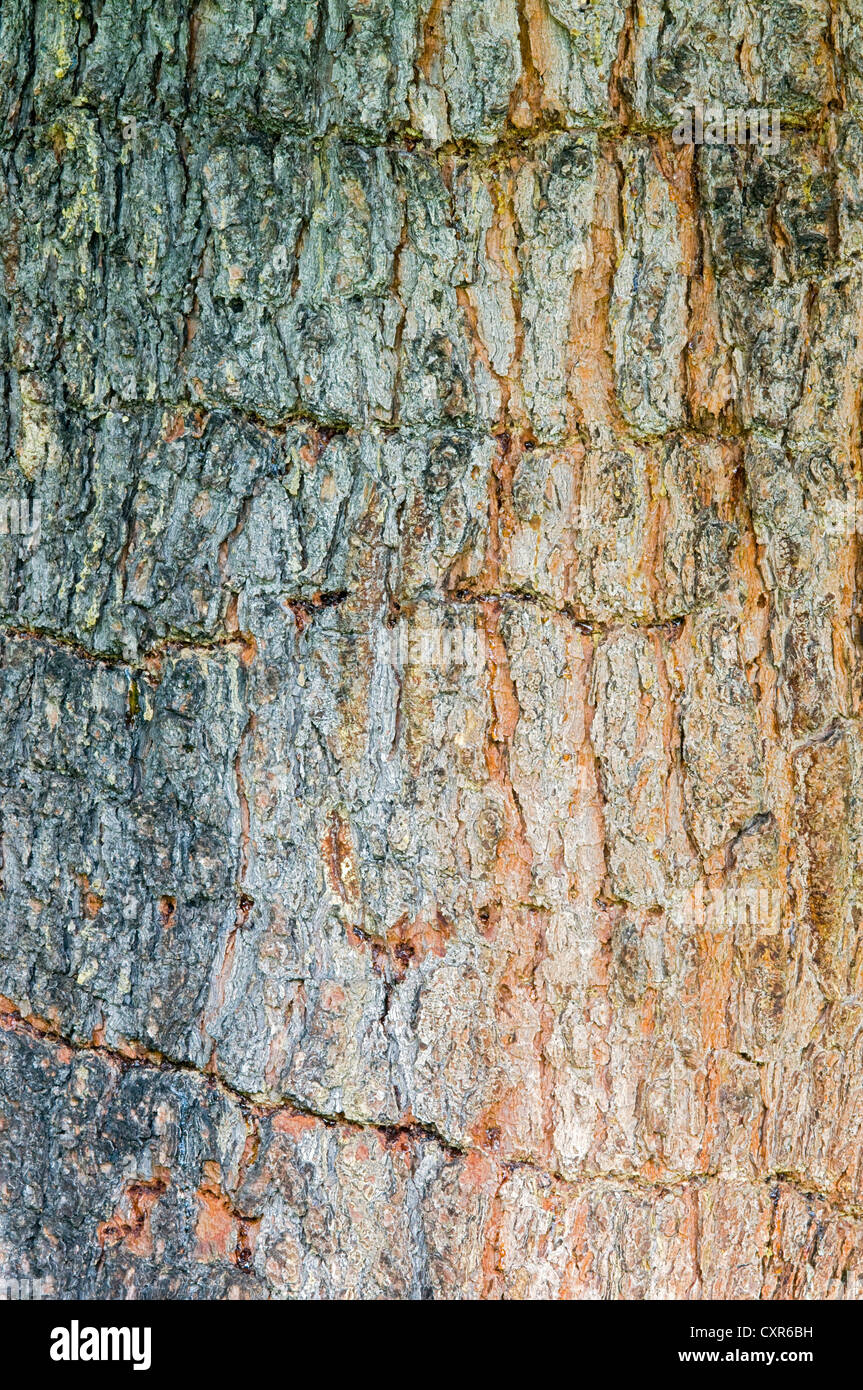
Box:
[1,0,863,1300]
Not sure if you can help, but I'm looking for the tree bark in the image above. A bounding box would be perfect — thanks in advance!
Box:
[0,0,862,1299]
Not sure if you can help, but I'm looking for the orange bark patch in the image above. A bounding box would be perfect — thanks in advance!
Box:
[194,1162,259,1268]
[386,909,454,980]
[272,1111,319,1139]
[322,809,365,940]
[82,890,104,920]
[162,411,185,443]
[97,1172,170,1259]
[195,1188,240,1263]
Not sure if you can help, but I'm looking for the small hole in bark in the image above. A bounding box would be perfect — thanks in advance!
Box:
[158,896,176,929]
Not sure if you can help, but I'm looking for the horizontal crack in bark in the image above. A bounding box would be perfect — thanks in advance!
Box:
[2,1001,861,1222]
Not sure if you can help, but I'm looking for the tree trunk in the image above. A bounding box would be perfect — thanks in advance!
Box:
[0,0,862,1299]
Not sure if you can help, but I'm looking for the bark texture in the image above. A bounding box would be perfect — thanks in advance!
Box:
[1,0,863,1299]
